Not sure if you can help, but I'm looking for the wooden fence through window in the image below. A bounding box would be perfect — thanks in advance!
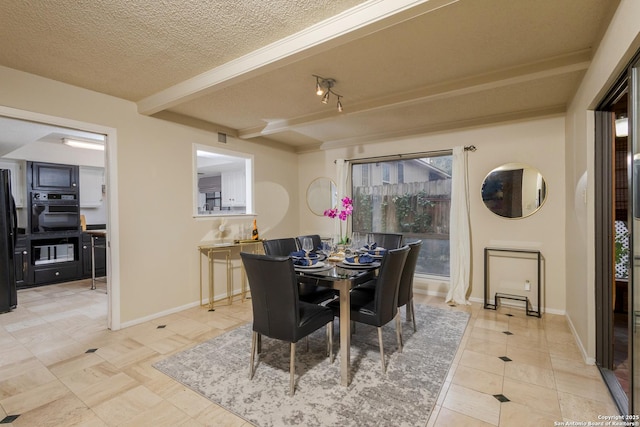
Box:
[352,179,451,235]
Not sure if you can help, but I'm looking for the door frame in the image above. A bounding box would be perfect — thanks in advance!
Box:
[0,105,120,330]
[594,71,630,413]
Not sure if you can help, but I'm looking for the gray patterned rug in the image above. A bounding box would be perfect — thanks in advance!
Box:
[153,304,469,427]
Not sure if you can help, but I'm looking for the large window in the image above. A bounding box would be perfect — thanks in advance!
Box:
[351,155,452,276]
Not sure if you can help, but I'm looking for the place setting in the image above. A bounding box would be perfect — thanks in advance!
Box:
[290,239,332,271]
[337,253,380,269]
[356,242,387,259]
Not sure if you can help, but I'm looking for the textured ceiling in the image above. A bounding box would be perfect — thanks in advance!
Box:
[0,0,620,153]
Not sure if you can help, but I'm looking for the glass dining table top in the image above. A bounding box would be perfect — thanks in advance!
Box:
[294,261,378,283]
[295,262,380,287]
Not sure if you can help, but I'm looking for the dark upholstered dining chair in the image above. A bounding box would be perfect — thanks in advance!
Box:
[240,252,334,396]
[262,238,298,257]
[329,245,409,373]
[396,240,422,345]
[356,240,422,352]
[366,232,404,249]
[262,237,336,304]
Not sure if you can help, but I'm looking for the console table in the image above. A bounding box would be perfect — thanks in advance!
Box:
[198,240,262,310]
[484,247,542,317]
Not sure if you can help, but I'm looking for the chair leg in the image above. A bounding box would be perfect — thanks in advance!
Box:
[289,342,296,396]
[306,336,309,352]
[396,313,403,353]
[257,333,262,354]
[410,299,417,332]
[377,327,386,373]
[249,331,257,380]
[326,325,330,356]
[328,321,334,363]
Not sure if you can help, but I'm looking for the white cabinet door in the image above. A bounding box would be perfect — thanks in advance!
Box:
[221,169,246,207]
[0,159,25,207]
[80,166,104,207]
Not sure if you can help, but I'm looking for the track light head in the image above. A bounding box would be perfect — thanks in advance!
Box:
[312,74,344,112]
[315,77,323,95]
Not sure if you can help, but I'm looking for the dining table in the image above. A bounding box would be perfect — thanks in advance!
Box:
[295,257,379,386]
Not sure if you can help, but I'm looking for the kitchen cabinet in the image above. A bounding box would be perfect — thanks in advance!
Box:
[28,234,81,286]
[82,232,106,278]
[80,166,104,207]
[33,263,80,285]
[0,159,26,207]
[13,235,28,288]
[221,169,246,207]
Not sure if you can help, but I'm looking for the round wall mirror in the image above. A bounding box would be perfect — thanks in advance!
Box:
[306,177,337,216]
[481,163,547,219]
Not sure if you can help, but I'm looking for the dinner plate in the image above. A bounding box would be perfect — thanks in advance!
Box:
[339,261,380,269]
[358,248,386,257]
[294,261,326,269]
[291,253,320,260]
[343,259,372,265]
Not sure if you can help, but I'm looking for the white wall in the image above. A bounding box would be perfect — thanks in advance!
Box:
[298,115,567,312]
[565,0,640,362]
[0,65,300,326]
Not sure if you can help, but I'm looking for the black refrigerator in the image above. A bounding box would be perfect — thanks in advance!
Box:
[0,169,17,313]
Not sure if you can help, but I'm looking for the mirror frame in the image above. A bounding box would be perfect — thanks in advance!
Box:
[193,143,255,217]
[306,177,337,216]
[481,162,547,219]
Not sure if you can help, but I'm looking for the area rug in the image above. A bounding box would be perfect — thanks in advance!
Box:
[153,304,469,427]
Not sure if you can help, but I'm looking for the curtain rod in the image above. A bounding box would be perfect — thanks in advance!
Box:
[335,145,476,164]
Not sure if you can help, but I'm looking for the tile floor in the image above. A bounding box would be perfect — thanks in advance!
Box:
[0,280,620,426]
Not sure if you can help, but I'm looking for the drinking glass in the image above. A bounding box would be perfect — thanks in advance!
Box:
[302,237,314,254]
[366,233,373,246]
[320,239,333,258]
[351,232,362,251]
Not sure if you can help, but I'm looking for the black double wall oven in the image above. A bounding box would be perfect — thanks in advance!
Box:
[31,192,80,234]
[26,162,82,286]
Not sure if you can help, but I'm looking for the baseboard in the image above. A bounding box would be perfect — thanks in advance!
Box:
[413,287,447,298]
[120,300,201,329]
[120,289,249,329]
[565,312,596,365]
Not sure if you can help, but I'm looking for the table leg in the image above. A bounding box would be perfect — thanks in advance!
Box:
[199,249,204,307]
[208,250,215,310]
[91,235,96,290]
[226,251,232,305]
[338,279,351,386]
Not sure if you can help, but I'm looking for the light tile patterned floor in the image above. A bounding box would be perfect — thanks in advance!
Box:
[0,280,620,426]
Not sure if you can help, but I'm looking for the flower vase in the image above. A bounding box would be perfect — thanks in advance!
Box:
[334,244,347,260]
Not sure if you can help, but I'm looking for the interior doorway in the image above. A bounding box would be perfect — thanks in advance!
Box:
[595,48,640,415]
[0,106,118,330]
[595,79,630,413]
[612,92,630,396]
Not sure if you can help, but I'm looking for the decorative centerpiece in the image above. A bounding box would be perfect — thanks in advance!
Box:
[324,196,353,246]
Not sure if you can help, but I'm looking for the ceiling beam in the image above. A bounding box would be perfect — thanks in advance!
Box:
[136,0,458,116]
[238,49,591,139]
[318,105,567,151]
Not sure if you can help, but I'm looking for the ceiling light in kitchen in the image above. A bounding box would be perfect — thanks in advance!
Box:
[62,137,105,151]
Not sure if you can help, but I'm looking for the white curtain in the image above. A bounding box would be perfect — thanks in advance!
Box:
[446,146,471,305]
[335,159,351,241]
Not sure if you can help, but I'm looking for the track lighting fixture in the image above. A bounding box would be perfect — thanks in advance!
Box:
[313,74,344,112]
